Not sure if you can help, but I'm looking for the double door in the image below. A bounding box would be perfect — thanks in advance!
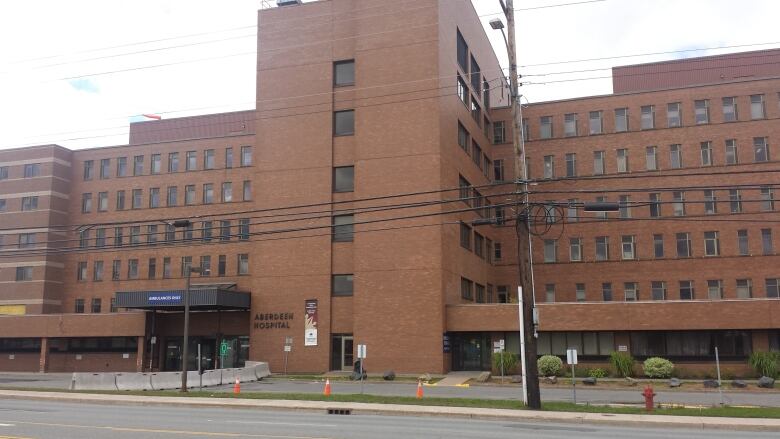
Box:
[331,335,354,371]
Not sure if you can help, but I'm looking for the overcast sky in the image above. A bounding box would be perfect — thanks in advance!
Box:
[0,0,778,150]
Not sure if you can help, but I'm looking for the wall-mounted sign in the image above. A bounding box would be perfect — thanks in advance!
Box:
[618,345,628,352]
[304,299,318,346]
[253,312,293,329]
[147,294,182,305]
[443,333,451,353]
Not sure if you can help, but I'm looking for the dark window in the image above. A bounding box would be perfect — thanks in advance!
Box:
[239,219,250,241]
[333,215,354,242]
[333,166,355,192]
[23,163,41,178]
[91,298,101,313]
[332,274,354,296]
[334,60,355,86]
[602,283,613,301]
[334,110,355,136]
[74,299,85,314]
[470,55,481,92]
[83,160,94,180]
[117,157,128,177]
[458,121,469,152]
[168,152,179,172]
[111,260,121,280]
[460,223,471,250]
[218,255,226,277]
[151,154,162,174]
[460,277,473,301]
[456,29,468,72]
[220,220,231,241]
[679,281,694,300]
[148,258,156,279]
[133,155,144,176]
[457,75,468,106]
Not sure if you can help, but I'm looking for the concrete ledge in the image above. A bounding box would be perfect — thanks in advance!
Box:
[0,389,777,431]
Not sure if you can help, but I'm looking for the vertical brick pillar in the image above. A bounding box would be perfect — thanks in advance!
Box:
[136,336,145,372]
[39,338,49,373]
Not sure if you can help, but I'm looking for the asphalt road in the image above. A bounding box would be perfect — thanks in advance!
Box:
[0,398,775,439]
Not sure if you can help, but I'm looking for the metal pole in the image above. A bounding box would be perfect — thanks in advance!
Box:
[360,354,364,395]
[198,343,202,392]
[500,346,505,384]
[180,268,191,392]
[571,363,577,404]
[715,346,724,405]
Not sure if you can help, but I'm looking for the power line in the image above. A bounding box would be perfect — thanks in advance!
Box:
[525,167,780,185]
[478,0,608,17]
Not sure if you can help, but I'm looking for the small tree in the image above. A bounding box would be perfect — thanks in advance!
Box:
[492,351,518,375]
[609,351,635,378]
[643,357,674,378]
[749,352,780,378]
[537,355,563,376]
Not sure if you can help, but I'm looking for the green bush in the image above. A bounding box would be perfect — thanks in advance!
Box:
[537,355,563,376]
[588,368,608,379]
[609,351,635,378]
[643,357,674,378]
[749,352,780,378]
[492,351,518,375]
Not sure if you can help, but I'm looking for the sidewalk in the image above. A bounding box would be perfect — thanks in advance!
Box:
[0,389,778,432]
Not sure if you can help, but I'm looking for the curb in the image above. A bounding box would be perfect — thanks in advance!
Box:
[0,390,778,431]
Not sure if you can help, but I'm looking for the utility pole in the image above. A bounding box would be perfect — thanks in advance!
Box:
[502,0,542,410]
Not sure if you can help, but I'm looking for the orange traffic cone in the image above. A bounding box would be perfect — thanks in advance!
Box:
[323,379,332,396]
[233,377,241,394]
[416,380,424,399]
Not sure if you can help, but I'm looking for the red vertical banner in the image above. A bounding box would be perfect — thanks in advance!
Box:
[304,299,318,346]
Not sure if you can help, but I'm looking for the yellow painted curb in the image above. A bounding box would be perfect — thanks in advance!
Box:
[422,382,437,387]
[455,383,470,388]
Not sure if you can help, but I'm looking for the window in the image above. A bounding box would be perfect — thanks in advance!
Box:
[241,146,252,167]
[483,80,490,110]
[21,196,38,211]
[81,193,92,213]
[128,259,139,279]
[91,298,102,313]
[762,228,773,255]
[14,266,33,282]
[676,232,692,257]
[651,281,666,300]
[151,154,161,174]
[493,159,505,181]
[725,139,738,165]
[204,149,215,170]
[333,214,354,242]
[239,219,250,241]
[186,151,197,171]
[116,190,125,210]
[700,141,712,166]
[471,141,482,168]
[729,189,742,213]
[767,279,780,298]
[589,111,603,135]
[221,182,232,202]
[74,299,85,314]
[602,283,613,302]
[334,60,355,86]
[707,280,723,300]
[616,148,628,173]
[113,227,124,247]
[593,150,605,175]
[93,261,103,282]
[147,225,157,245]
[133,155,143,176]
[621,235,636,260]
[130,226,141,245]
[83,160,94,180]
[476,283,486,303]
[243,180,252,201]
[96,229,107,247]
[219,220,231,241]
[670,144,683,169]
[595,236,609,261]
[619,195,631,218]
[640,105,655,129]
[117,157,128,177]
[456,29,468,72]
[754,137,769,162]
[457,75,468,106]
[703,190,717,215]
[750,94,765,119]
[494,242,502,261]
[112,260,121,281]
[202,221,213,241]
[704,231,720,256]
[149,187,160,208]
[203,184,214,204]
[672,191,685,216]
[470,99,481,124]
[540,116,553,139]
[575,284,586,302]
[165,224,175,243]
[199,256,211,276]
[163,257,171,279]
[565,153,577,177]
[461,278,474,301]
[722,97,738,121]
[474,233,485,258]
[761,186,775,211]
[569,237,582,262]
[334,110,355,136]
[667,102,681,127]
[132,189,142,209]
[738,229,749,255]
[185,185,195,205]
[624,282,638,301]
[645,146,657,170]
[98,159,110,179]
[564,113,577,137]
[493,121,505,144]
[694,99,709,124]
[459,223,471,250]
[77,262,87,281]
[543,155,554,179]
[79,229,90,248]
[543,239,557,263]
[567,199,578,223]
[470,55,481,91]
[736,279,753,299]
[98,192,108,212]
[332,274,354,296]
[522,119,529,142]
[545,284,555,303]
[168,152,179,172]
[167,186,177,206]
[225,148,233,169]
[148,258,157,279]
[24,163,41,178]
[679,281,695,300]
[649,193,661,217]
[217,255,226,277]
[613,107,629,132]
[457,121,469,153]
[0,199,5,212]
[653,234,664,258]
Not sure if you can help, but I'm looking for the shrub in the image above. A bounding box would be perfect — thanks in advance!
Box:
[537,355,563,376]
[643,357,674,378]
[492,351,518,375]
[749,351,780,378]
[609,351,635,378]
[588,368,608,379]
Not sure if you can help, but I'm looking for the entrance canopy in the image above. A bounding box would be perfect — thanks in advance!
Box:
[115,284,250,311]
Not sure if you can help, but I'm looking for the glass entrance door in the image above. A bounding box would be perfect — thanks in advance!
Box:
[451,332,491,371]
[330,334,354,371]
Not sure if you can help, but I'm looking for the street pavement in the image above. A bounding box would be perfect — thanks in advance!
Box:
[0,397,776,439]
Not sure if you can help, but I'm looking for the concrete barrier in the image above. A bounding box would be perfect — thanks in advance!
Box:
[115,372,153,391]
[199,369,222,387]
[150,371,183,390]
[245,361,272,380]
[71,373,117,391]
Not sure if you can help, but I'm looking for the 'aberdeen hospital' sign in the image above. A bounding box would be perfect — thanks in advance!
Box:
[253,312,293,329]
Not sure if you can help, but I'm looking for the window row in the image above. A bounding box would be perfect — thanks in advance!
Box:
[459,222,501,263]
[82,146,252,181]
[77,219,252,249]
[531,93,779,140]
[0,196,39,213]
[75,254,250,282]
[543,228,777,263]
[457,121,492,179]
[543,278,780,302]
[80,181,252,213]
[460,278,511,303]
[0,163,42,180]
[72,297,117,314]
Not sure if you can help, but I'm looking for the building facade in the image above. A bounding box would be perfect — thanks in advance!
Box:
[0,0,778,376]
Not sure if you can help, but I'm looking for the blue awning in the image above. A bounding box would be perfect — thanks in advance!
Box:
[115,287,250,310]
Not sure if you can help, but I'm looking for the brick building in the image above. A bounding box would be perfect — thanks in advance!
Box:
[0,0,778,376]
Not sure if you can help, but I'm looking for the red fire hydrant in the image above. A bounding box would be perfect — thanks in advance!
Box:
[642,385,656,412]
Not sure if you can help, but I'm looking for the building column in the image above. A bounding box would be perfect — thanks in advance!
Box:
[39,338,49,373]
[136,336,145,372]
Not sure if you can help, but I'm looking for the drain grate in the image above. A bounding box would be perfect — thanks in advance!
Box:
[327,408,352,415]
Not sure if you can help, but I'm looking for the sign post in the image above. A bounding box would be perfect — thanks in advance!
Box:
[284,337,293,375]
[357,344,367,394]
[567,348,578,404]
[197,343,202,392]
[493,340,506,384]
